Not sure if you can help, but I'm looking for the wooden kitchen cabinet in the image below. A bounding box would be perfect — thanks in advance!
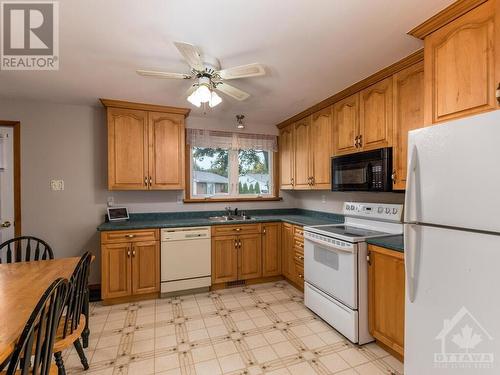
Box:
[281,222,294,279]
[279,108,332,191]
[359,77,393,151]
[262,223,281,277]
[131,240,160,295]
[148,111,185,190]
[102,99,189,191]
[279,125,294,189]
[333,93,360,155]
[368,244,405,359]
[211,236,239,284]
[416,0,499,124]
[238,233,262,280]
[281,223,304,290]
[211,224,264,285]
[392,62,425,190]
[106,107,149,190]
[101,229,160,304]
[101,242,132,300]
[293,116,312,189]
[309,106,333,189]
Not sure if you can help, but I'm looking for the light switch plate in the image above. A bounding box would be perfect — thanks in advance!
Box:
[50,179,64,191]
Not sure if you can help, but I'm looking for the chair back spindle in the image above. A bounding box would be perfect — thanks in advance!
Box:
[6,278,68,375]
[61,252,91,339]
[0,236,54,264]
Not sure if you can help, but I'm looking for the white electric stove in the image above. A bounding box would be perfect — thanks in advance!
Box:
[304,202,403,345]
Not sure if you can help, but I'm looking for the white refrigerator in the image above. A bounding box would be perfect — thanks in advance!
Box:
[404,110,500,375]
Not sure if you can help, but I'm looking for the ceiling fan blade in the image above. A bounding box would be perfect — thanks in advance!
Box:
[218,63,265,80]
[136,69,191,79]
[173,41,204,71]
[215,82,250,101]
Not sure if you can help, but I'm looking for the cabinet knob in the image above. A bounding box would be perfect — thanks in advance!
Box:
[234,228,241,232]
[291,178,294,186]
[149,176,152,186]
[127,250,131,257]
[132,250,136,257]
[263,228,266,234]
[298,274,304,279]
[391,170,396,182]
[126,234,135,238]
[496,83,500,104]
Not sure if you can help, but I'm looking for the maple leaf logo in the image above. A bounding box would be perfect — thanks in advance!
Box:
[452,325,483,352]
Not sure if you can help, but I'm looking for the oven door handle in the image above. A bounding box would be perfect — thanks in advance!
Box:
[305,237,355,254]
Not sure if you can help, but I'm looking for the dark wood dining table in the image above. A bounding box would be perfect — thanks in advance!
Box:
[0,257,81,365]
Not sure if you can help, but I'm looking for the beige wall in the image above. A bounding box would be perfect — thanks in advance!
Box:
[0,98,292,283]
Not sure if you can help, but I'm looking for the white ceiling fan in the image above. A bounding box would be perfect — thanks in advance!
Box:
[136,42,266,108]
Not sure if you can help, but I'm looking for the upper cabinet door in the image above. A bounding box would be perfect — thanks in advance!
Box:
[293,117,312,189]
[424,0,497,124]
[333,93,359,155]
[310,107,333,189]
[279,125,294,190]
[107,108,149,190]
[359,77,393,151]
[393,62,425,190]
[148,112,185,190]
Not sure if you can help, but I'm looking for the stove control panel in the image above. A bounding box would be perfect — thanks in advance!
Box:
[343,202,403,222]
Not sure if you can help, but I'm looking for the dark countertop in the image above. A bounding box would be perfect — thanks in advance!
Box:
[366,235,404,253]
[97,209,344,231]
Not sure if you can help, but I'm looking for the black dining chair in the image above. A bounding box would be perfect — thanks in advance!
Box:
[0,236,54,264]
[1,278,69,375]
[52,252,92,375]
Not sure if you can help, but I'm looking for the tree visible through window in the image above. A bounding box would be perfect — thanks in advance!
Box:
[191,147,272,198]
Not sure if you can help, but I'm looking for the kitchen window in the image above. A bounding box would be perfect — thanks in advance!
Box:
[186,129,278,201]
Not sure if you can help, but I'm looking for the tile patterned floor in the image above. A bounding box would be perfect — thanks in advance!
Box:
[63,282,404,375]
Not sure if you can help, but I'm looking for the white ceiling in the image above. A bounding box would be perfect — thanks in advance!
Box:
[0,0,454,131]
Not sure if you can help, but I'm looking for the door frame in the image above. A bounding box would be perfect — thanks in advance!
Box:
[0,120,21,236]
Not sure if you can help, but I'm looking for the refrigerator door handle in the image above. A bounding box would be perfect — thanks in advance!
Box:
[404,223,420,303]
[404,145,419,223]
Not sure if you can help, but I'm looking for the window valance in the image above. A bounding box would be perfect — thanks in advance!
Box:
[186,129,278,152]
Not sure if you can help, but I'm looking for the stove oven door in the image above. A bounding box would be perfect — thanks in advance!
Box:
[304,234,358,309]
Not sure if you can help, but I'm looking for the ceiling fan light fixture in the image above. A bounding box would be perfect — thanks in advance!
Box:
[209,91,222,107]
[187,91,202,107]
[196,84,212,103]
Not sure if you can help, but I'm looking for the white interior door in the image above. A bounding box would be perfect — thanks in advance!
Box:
[405,224,500,375]
[0,127,15,243]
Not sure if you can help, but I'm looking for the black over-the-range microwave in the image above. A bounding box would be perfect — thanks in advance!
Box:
[331,148,392,192]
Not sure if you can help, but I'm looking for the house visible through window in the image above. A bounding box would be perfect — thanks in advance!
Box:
[187,129,277,199]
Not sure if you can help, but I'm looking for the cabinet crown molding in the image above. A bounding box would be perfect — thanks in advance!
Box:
[100,98,191,117]
[408,0,488,39]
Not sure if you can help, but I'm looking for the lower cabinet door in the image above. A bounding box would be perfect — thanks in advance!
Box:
[238,233,262,280]
[131,240,159,295]
[262,223,281,277]
[368,245,405,357]
[281,223,294,278]
[101,243,132,300]
[212,236,239,284]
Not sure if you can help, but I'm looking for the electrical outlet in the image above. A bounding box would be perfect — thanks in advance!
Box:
[107,196,114,207]
[50,179,64,191]
[321,194,326,203]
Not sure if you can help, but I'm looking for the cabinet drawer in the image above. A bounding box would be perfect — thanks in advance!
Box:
[294,249,304,263]
[294,258,304,281]
[212,223,262,236]
[293,226,304,239]
[294,239,304,252]
[101,229,158,244]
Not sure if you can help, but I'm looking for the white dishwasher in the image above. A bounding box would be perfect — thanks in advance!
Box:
[160,226,211,295]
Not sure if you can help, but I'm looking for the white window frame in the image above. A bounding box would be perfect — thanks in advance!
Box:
[190,147,274,199]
